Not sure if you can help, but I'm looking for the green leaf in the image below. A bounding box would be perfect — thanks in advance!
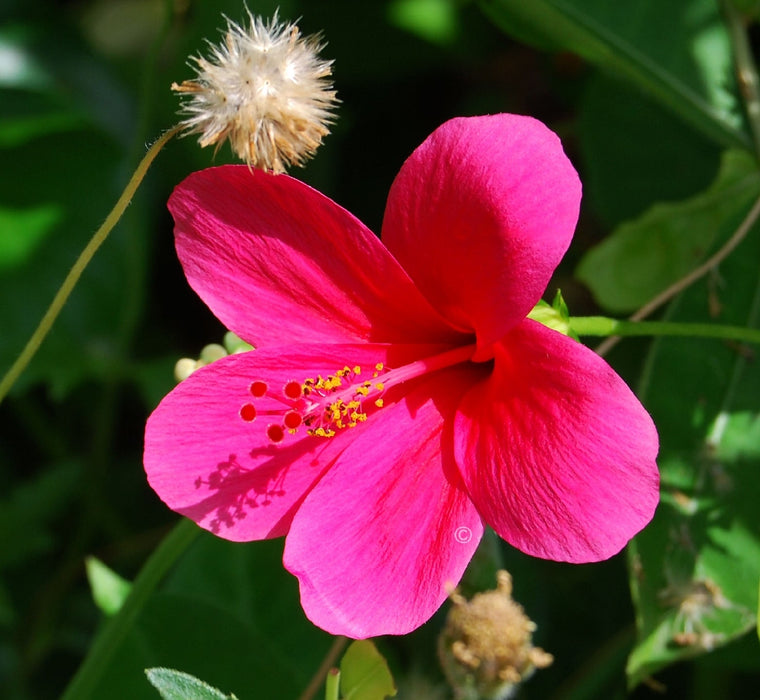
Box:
[478,0,750,150]
[86,535,332,700]
[145,668,237,700]
[0,125,131,397]
[0,203,63,270]
[0,460,81,570]
[579,73,721,228]
[387,0,460,46]
[340,640,396,700]
[627,208,760,686]
[576,149,760,312]
[86,557,132,617]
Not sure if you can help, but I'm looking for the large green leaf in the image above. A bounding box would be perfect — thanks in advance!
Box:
[86,534,332,700]
[478,0,750,150]
[0,117,150,398]
[0,459,81,570]
[627,210,760,686]
[578,73,721,228]
[576,149,760,312]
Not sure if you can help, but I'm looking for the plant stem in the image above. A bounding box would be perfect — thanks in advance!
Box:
[722,0,760,160]
[0,125,180,405]
[594,190,760,356]
[595,3,760,358]
[323,669,341,700]
[60,518,200,700]
[297,636,349,700]
[572,316,760,345]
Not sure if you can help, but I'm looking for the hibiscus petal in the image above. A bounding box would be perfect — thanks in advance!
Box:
[144,343,446,541]
[455,320,659,563]
[283,365,484,638]
[169,166,464,347]
[381,114,581,357]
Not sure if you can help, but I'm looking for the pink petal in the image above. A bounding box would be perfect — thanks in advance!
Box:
[169,166,464,347]
[144,343,446,541]
[283,365,485,638]
[455,320,659,562]
[381,115,582,358]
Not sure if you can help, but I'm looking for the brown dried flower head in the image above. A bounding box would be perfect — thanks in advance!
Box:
[438,571,553,700]
[172,11,337,173]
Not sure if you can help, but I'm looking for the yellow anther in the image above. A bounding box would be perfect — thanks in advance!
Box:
[356,386,369,397]
[353,366,361,375]
[374,399,384,408]
[375,382,384,391]
[375,363,384,371]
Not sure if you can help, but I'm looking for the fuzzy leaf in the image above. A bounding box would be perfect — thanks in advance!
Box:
[145,668,236,700]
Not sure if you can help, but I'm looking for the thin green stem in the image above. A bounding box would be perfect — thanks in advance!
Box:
[594,190,760,356]
[324,669,340,700]
[571,316,760,345]
[722,0,760,160]
[297,636,349,700]
[61,518,200,700]
[595,4,760,359]
[0,125,180,405]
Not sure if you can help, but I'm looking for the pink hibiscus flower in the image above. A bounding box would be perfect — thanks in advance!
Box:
[144,114,659,638]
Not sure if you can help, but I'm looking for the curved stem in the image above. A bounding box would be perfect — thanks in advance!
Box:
[595,2,760,359]
[0,125,180,405]
[297,636,349,700]
[61,518,200,700]
[572,316,760,345]
[722,0,760,160]
[595,190,760,356]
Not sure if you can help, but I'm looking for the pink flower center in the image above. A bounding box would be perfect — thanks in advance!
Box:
[238,344,476,442]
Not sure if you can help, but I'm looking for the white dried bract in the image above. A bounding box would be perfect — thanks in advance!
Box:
[172,11,337,173]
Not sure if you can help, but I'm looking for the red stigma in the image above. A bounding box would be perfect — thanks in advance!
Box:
[250,380,268,397]
[283,380,303,399]
[240,403,257,422]
[267,424,285,443]
[283,410,303,430]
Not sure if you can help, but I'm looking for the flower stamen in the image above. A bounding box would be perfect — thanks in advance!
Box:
[238,345,476,443]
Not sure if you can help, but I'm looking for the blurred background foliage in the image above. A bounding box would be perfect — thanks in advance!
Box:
[1,0,760,698]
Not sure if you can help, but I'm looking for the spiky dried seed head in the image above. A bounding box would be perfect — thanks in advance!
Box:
[438,571,553,700]
[172,11,337,173]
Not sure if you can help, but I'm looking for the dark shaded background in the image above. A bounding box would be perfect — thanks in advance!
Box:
[1,0,751,698]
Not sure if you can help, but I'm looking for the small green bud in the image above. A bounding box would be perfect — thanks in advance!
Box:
[223,331,255,354]
[199,343,228,365]
[174,357,199,382]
